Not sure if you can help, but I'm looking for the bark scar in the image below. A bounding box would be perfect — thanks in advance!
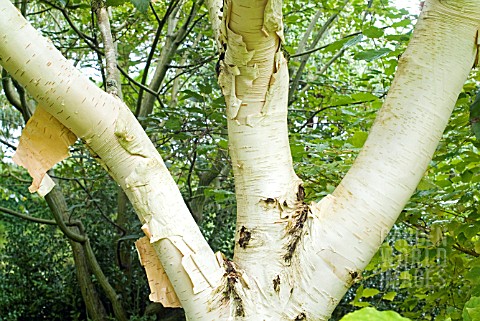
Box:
[238,226,252,249]
[475,29,480,68]
[211,256,248,317]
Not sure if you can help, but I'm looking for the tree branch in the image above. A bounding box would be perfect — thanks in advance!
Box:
[135,0,181,116]
[137,0,202,118]
[92,0,122,97]
[453,243,479,257]
[0,206,57,225]
[289,0,349,103]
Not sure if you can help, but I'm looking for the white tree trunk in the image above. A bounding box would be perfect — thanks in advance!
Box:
[0,1,225,319]
[281,1,480,318]
[216,0,480,319]
[1,0,479,319]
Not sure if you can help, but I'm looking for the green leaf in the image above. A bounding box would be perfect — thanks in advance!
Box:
[354,48,392,61]
[391,19,412,28]
[218,139,228,150]
[290,143,305,161]
[324,34,363,52]
[470,91,480,140]
[198,83,212,95]
[164,118,183,131]
[205,189,234,202]
[130,0,149,13]
[362,288,380,298]
[383,291,397,301]
[353,301,371,307]
[385,34,411,42]
[180,89,204,102]
[466,268,480,283]
[429,225,443,245]
[347,131,368,148]
[351,92,378,102]
[463,297,480,321]
[331,95,355,106]
[343,34,364,48]
[475,242,480,255]
[353,284,364,302]
[363,26,384,38]
[340,307,412,321]
[399,271,411,280]
[106,0,128,6]
[417,177,437,190]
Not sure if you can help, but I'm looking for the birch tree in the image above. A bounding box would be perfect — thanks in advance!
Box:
[1,0,479,320]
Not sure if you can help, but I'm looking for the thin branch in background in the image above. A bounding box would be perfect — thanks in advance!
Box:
[177,11,207,45]
[137,0,204,117]
[0,138,16,150]
[295,98,381,132]
[160,60,207,94]
[135,0,181,115]
[39,0,95,43]
[289,1,351,104]
[291,22,395,59]
[186,139,198,199]
[2,69,24,117]
[31,0,177,109]
[46,187,87,243]
[453,243,479,257]
[0,206,57,225]
[295,47,348,100]
[292,8,323,59]
[117,65,160,98]
[93,0,122,97]
[71,176,127,234]
[167,55,215,69]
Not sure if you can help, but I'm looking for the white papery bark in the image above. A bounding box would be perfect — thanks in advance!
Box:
[283,1,480,319]
[0,1,225,319]
[215,0,480,319]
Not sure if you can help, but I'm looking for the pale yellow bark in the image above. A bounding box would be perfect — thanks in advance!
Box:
[0,1,224,319]
[284,1,480,318]
[215,0,480,319]
[217,1,304,318]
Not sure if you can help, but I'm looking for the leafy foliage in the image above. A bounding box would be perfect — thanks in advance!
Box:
[339,307,411,321]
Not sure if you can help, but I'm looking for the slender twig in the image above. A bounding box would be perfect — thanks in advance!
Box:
[136,0,181,115]
[167,55,215,69]
[0,206,57,225]
[186,139,198,198]
[117,66,158,97]
[0,138,17,150]
[93,0,121,96]
[289,1,349,102]
[295,47,347,100]
[39,0,95,43]
[2,69,24,116]
[83,239,128,321]
[290,31,362,59]
[72,176,127,234]
[46,189,87,243]
[453,243,479,257]
[296,98,380,132]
